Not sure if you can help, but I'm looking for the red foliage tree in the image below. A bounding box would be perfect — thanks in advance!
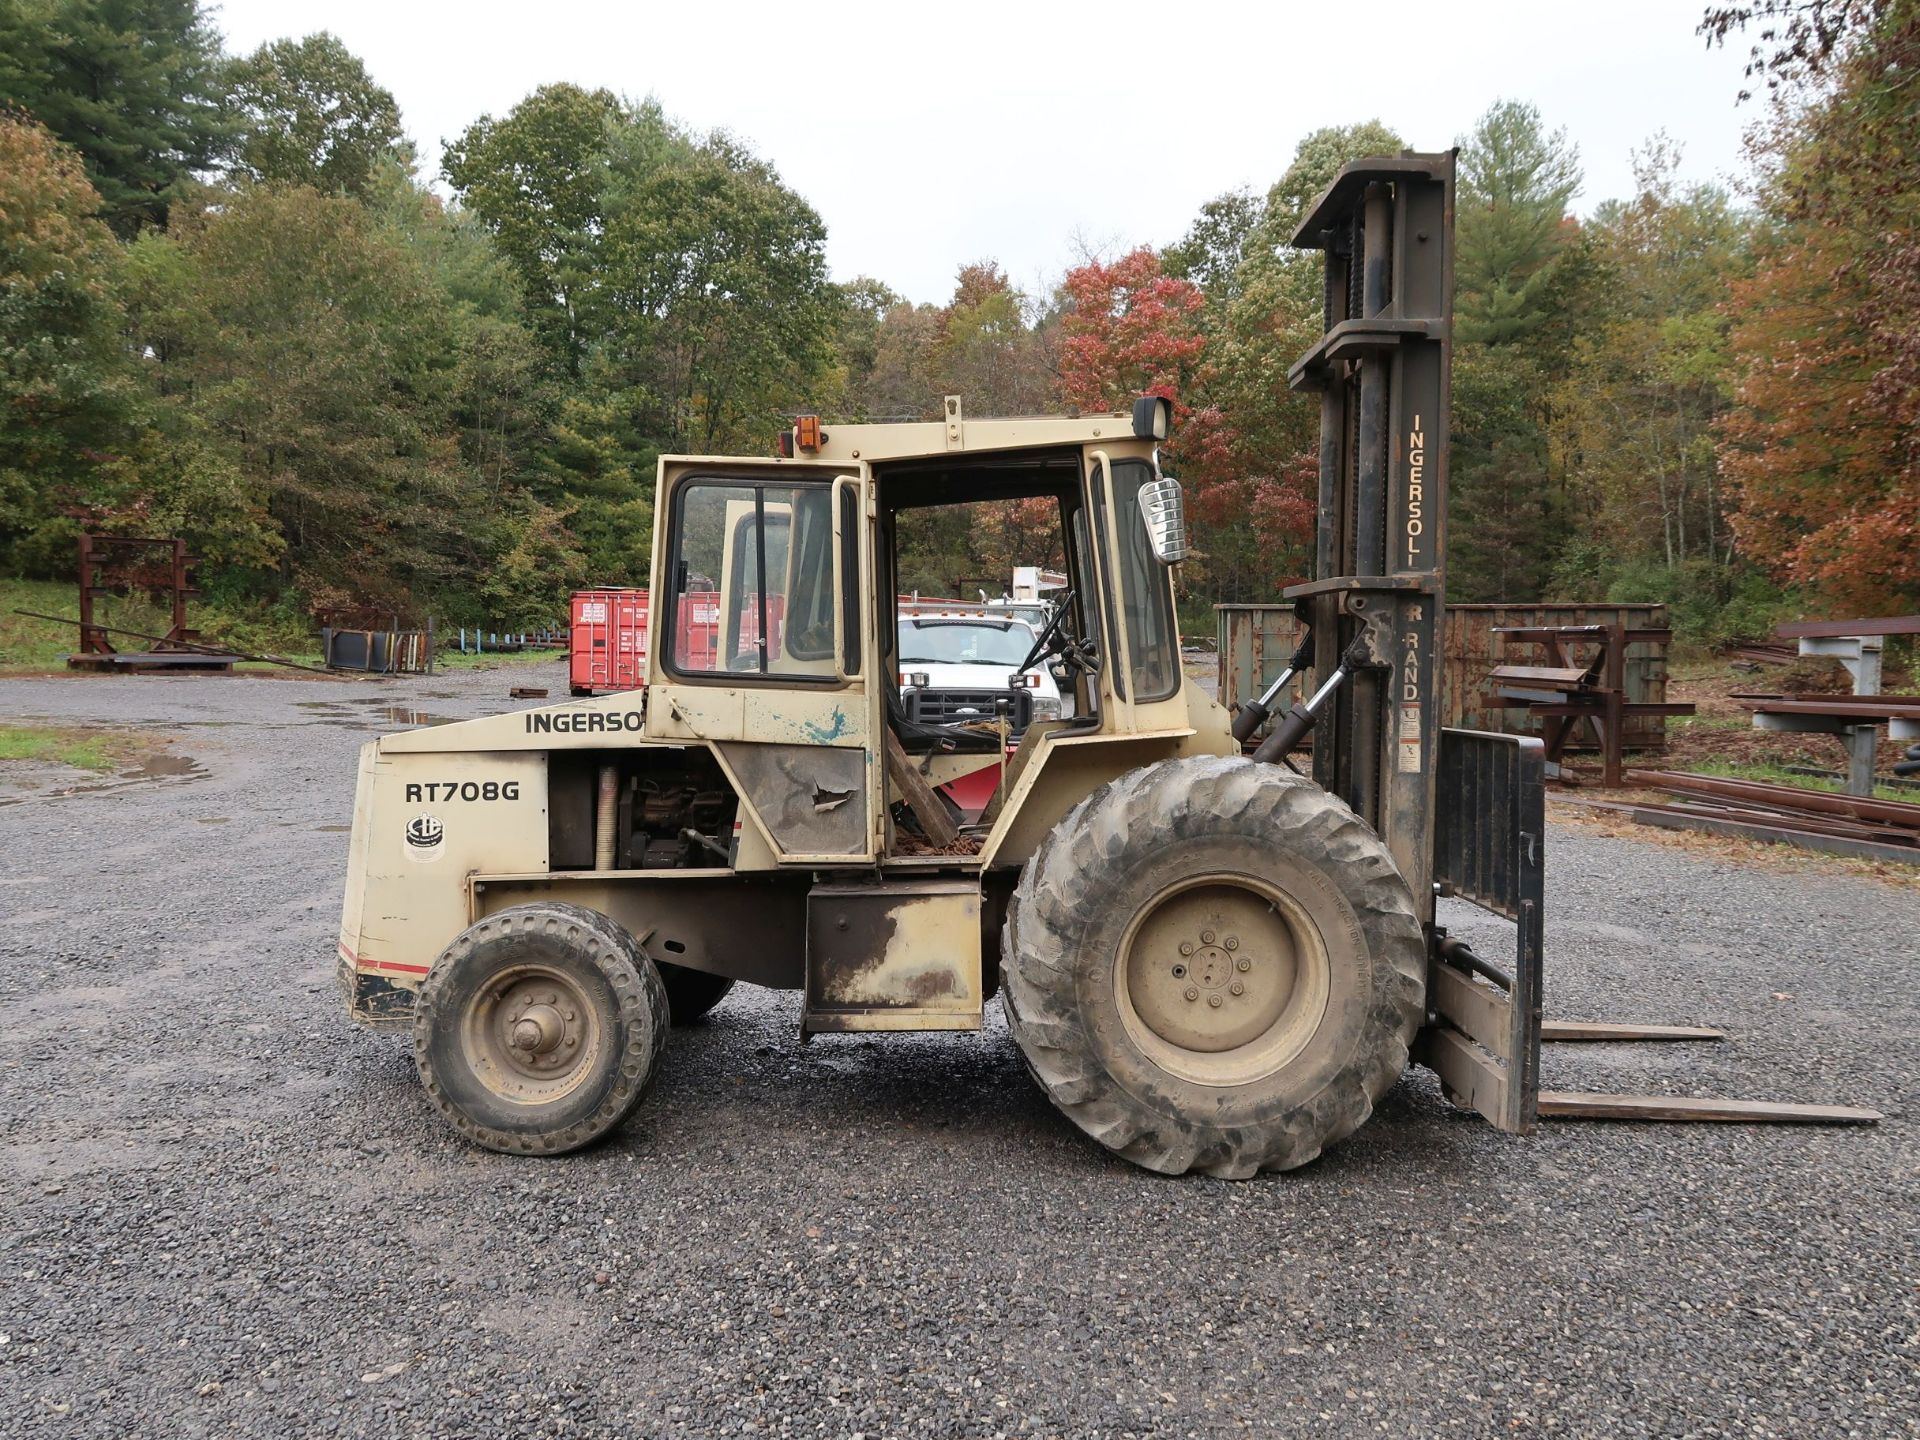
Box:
[1717,0,1920,612]
[1058,248,1315,596]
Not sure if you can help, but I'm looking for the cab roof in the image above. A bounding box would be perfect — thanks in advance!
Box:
[785,398,1152,465]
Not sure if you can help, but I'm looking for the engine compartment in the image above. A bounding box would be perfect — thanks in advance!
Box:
[548,748,741,871]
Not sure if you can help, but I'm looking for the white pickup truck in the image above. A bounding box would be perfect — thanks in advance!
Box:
[895,614,1064,739]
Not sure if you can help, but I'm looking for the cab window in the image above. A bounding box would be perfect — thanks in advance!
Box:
[667,479,838,679]
[1100,458,1181,702]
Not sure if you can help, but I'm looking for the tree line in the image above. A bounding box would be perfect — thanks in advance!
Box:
[2,0,1913,641]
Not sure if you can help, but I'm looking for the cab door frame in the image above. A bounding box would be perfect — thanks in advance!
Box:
[644,456,879,865]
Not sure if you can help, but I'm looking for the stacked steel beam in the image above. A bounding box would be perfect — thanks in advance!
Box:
[1624,768,1920,863]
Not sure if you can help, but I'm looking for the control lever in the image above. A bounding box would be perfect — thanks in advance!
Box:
[1231,633,1315,744]
[1251,635,1371,765]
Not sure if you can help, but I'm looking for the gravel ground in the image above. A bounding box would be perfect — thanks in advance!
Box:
[1,663,1915,1439]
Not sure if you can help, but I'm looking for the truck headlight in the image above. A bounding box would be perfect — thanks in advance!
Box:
[1032,695,1062,721]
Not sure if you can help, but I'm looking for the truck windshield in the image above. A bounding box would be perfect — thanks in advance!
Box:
[897,619,1034,667]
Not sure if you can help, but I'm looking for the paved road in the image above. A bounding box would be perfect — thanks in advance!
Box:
[1,664,1914,1438]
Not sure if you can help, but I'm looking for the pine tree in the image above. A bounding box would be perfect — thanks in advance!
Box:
[0,0,231,235]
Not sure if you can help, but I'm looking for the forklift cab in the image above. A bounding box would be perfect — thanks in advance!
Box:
[641,400,1201,862]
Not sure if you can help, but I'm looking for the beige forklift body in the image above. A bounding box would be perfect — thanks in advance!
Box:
[338,406,1235,1031]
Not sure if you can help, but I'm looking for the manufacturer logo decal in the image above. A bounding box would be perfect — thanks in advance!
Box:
[404,813,445,863]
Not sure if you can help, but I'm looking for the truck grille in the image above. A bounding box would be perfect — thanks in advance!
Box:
[906,688,1034,737]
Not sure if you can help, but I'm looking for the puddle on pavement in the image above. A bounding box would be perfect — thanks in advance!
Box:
[292,699,453,727]
[377,706,453,726]
[0,749,207,806]
[122,754,197,778]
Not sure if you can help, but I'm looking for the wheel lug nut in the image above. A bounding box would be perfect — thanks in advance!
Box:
[1172,964,1187,978]
[1236,957,1252,972]
[1200,930,1215,945]
[1184,986,1199,1002]
[1208,994,1224,1008]
[1230,981,1245,996]
[1224,936,1238,951]
[1178,942,1194,957]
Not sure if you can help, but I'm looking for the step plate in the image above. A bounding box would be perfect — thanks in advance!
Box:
[803,879,983,1034]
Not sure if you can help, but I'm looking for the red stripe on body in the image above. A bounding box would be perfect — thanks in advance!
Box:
[337,941,430,976]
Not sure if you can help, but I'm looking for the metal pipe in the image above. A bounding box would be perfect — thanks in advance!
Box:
[594,764,619,871]
[1629,769,1920,828]
[1436,936,1515,993]
[679,828,730,863]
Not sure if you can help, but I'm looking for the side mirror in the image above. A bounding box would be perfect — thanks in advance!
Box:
[1139,476,1191,565]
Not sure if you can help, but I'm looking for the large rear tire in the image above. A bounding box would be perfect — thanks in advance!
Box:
[413,901,668,1155]
[1000,756,1424,1177]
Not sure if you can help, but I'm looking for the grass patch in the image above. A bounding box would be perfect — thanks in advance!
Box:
[0,577,138,671]
[1668,713,1750,732]
[0,722,144,773]
[0,575,304,672]
[1688,758,1914,806]
[436,646,567,671]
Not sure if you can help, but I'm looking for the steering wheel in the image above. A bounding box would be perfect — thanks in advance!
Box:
[1017,590,1101,677]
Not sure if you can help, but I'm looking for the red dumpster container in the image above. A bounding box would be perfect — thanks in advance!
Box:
[570,589,648,695]
[568,588,791,693]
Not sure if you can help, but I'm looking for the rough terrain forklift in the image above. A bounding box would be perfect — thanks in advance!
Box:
[337,153,1870,1175]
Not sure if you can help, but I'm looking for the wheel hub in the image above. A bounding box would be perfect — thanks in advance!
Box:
[509,1003,566,1055]
[461,969,598,1100]
[1115,878,1332,1086]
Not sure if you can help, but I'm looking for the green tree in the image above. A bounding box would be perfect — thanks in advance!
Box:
[223,32,405,197]
[929,262,1052,418]
[598,125,837,453]
[0,115,132,569]
[1163,188,1262,306]
[1450,347,1557,601]
[0,0,231,234]
[851,298,944,422]
[442,83,622,374]
[1448,100,1587,600]
[1550,138,1750,617]
[128,186,515,615]
[826,276,902,420]
[1456,100,1582,347]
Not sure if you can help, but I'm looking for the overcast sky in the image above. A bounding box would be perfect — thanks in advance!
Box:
[212,0,1762,304]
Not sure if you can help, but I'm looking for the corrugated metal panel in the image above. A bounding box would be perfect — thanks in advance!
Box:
[1217,602,1671,749]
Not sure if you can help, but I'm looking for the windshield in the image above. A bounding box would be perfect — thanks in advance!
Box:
[897,619,1035,667]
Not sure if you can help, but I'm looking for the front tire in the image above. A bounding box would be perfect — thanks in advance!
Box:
[1001,757,1424,1177]
[413,901,668,1155]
